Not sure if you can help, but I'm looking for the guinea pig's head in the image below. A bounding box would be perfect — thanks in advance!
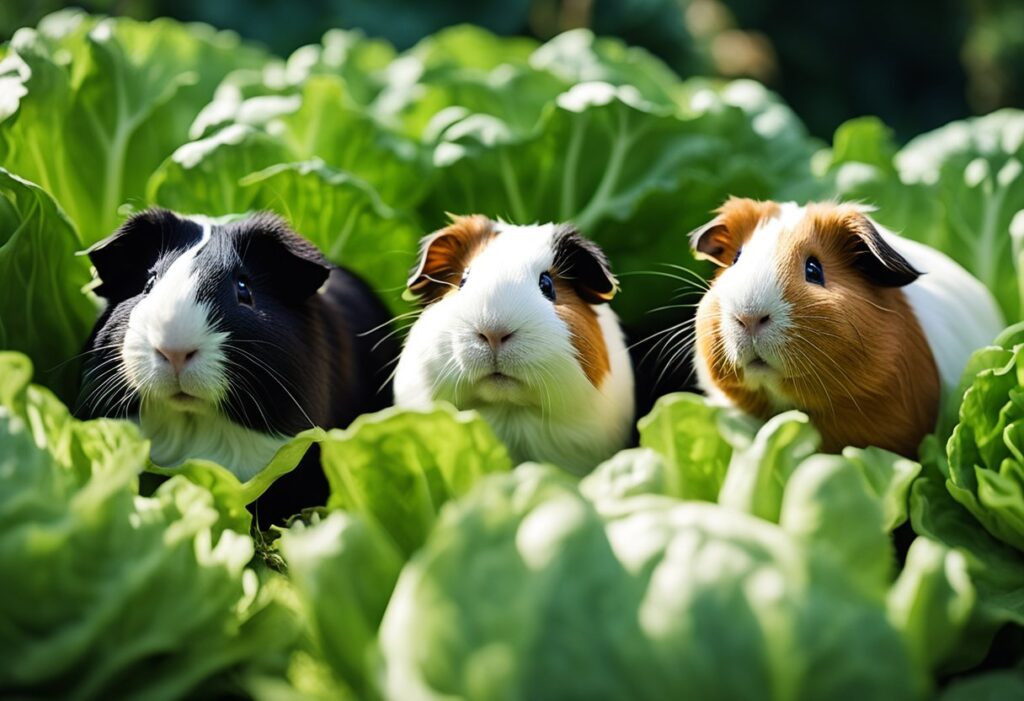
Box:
[81,208,330,434]
[405,215,619,410]
[691,198,926,415]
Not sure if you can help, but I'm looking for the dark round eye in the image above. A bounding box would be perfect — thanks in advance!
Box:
[459,268,469,289]
[143,272,156,293]
[733,248,742,264]
[236,277,254,306]
[539,271,556,301]
[805,256,825,286]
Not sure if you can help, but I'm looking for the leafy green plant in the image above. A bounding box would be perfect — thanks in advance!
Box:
[2,10,1024,700]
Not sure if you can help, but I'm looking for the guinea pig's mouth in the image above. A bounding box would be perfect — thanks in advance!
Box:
[483,371,519,386]
[746,357,771,371]
[169,390,202,406]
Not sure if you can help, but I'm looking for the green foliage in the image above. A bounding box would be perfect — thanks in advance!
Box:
[0,168,95,403]
[829,109,1024,321]
[2,10,1024,700]
[946,322,1024,551]
[378,461,947,700]
[0,353,294,700]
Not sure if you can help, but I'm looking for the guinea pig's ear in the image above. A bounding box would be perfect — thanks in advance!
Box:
[240,214,331,301]
[86,208,200,300]
[689,216,734,267]
[689,198,779,267]
[552,225,618,304]
[407,215,496,303]
[841,212,920,287]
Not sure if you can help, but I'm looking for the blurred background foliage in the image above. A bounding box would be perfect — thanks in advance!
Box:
[1,0,1020,142]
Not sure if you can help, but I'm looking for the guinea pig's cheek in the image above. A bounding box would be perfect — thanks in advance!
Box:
[119,302,159,390]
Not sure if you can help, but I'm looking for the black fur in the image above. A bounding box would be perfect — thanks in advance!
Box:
[77,209,399,526]
[552,224,619,303]
[847,216,922,287]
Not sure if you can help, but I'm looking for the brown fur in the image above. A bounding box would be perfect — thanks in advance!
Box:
[408,215,496,302]
[696,200,940,457]
[552,277,610,387]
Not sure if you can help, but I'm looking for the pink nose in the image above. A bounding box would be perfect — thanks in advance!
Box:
[735,313,772,335]
[476,328,515,353]
[156,347,198,374]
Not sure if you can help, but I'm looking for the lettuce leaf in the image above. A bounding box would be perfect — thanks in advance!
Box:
[0,10,267,245]
[0,168,95,403]
[279,512,403,697]
[830,109,1024,322]
[0,352,293,700]
[322,404,513,557]
[379,465,927,701]
[947,322,1024,550]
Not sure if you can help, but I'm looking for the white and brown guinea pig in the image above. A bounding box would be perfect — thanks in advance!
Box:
[393,215,635,474]
[691,198,1004,457]
[77,209,399,523]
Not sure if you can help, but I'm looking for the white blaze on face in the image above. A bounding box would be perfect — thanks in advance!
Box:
[121,223,229,407]
[712,203,804,370]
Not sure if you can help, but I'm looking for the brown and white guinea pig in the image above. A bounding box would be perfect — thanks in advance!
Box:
[691,198,1004,457]
[393,215,635,475]
[76,208,399,523]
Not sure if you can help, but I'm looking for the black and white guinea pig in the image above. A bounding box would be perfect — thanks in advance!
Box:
[393,215,635,474]
[77,208,399,523]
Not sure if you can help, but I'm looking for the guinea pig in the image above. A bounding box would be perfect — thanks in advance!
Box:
[690,198,1004,457]
[393,215,635,475]
[76,208,399,524]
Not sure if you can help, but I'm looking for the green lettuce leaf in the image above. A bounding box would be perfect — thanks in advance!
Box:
[0,168,95,403]
[910,439,1024,670]
[147,74,425,313]
[379,466,924,701]
[279,512,403,696]
[0,353,292,701]
[0,10,267,245]
[633,392,758,502]
[718,411,820,522]
[779,453,893,590]
[947,322,1024,550]
[886,537,974,675]
[321,404,512,557]
[831,109,1024,321]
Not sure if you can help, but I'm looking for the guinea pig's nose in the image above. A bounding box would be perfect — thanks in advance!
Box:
[156,346,199,374]
[734,312,772,335]
[476,328,515,354]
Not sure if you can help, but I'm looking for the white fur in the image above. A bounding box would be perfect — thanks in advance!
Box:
[394,222,635,475]
[707,206,794,388]
[141,403,288,481]
[121,222,287,479]
[697,204,1004,403]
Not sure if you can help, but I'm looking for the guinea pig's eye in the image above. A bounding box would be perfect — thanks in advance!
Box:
[459,269,469,289]
[733,248,742,264]
[538,271,556,302]
[143,272,157,294]
[805,256,825,286]
[236,276,254,306]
